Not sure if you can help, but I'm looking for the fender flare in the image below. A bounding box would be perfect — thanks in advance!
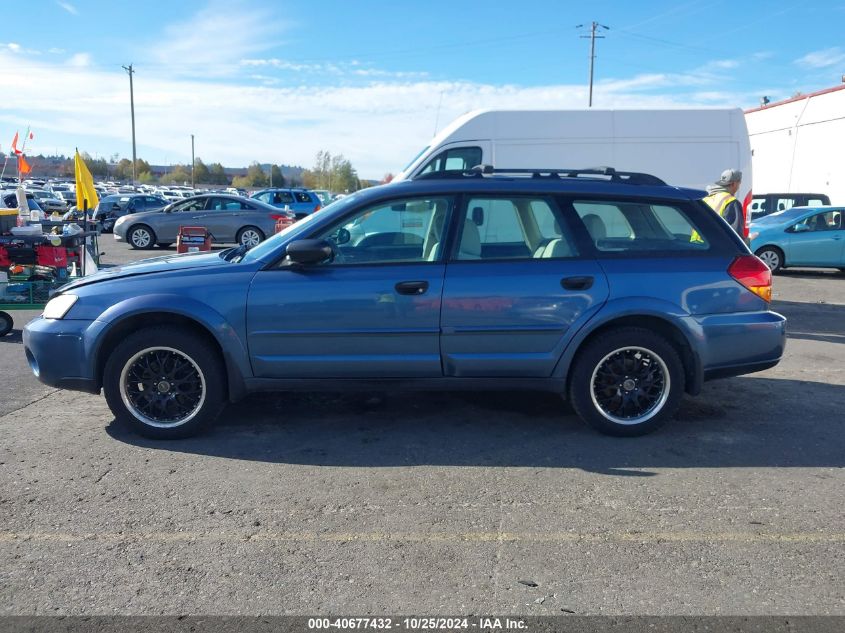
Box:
[552,297,705,395]
[93,294,250,401]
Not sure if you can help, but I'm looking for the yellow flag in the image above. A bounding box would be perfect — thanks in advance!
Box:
[74,150,99,212]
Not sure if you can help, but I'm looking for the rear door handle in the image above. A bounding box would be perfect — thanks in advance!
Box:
[395,280,429,295]
[561,275,594,291]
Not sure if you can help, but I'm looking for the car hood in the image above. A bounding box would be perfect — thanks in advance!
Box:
[58,251,230,292]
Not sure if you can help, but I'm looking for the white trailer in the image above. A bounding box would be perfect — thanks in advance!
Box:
[745,84,845,204]
[393,108,753,207]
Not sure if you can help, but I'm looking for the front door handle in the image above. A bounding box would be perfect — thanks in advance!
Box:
[395,280,429,296]
[561,275,594,291]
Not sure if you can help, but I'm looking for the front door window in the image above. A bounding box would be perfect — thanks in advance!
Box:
[314,197,452,265]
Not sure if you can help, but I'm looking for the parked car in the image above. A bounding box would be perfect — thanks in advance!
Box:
[27,189,67,214]
[748,193,831,221]
[113,194,295,249]
[24,167,786,439]
[312,189,333,206]
[1,191,46,219]
[93,194,169,232]
[251,188,322,219]
[750,206,845,272]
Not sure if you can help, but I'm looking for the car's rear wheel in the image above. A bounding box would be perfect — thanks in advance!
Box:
[103,326,226,439]
[569,327,684,437]
[128,225,157,250]
[0,311,12,337]
[755,246,784,273]
[237,226,264,248]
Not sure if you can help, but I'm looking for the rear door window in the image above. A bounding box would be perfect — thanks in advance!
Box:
[572,199,710,252]
[456,197,577,260]
[294,192,313,203]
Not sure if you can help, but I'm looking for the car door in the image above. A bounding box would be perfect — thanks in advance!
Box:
[787,210,844,266]
[151,198,207,241]
[440,195,609,377]
[246,196,452,378]
[187,197,239,242]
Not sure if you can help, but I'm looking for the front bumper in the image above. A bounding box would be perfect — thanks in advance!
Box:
[23,317,107,394]
[696,309,787,381]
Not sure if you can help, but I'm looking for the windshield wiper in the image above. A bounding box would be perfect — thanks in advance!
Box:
[221,245,248,262]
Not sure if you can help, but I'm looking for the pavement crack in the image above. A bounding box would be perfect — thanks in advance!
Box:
[94,468,112,484]
[0,389,61,420]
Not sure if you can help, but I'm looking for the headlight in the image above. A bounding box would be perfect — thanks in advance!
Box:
[748,231,759,241]
[114,216,127,227]
[43,294,78,320]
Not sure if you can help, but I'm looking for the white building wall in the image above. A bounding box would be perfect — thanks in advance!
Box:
[745,86,845,204]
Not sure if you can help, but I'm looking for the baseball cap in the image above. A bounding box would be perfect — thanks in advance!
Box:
[717,169,742,186]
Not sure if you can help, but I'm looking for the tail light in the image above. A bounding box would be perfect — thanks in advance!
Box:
[741,190,753,238]
[728,255,772,302]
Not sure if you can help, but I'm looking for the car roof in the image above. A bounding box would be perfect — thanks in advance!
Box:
[355,177,705,202]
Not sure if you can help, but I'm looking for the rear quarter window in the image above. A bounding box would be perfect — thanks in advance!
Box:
[570,198,715,254]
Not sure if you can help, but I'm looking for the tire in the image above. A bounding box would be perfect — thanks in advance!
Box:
[236,226,265,249]
[755,246,784,273]
[103,326,226,439]
[0,311,12,337]
[127,225,157,250]
[569,327,685,437]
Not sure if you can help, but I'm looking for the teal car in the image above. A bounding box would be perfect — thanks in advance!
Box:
[750,206,845,272]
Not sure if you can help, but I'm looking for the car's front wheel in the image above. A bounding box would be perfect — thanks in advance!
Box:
[127,225,157,250]
[103,326,226,439]
[569,327,684,437]
[755,246,784,273]
[237,226,265,249]
[0,311,12,337]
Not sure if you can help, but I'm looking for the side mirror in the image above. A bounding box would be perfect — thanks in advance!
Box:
[286,239,333,265]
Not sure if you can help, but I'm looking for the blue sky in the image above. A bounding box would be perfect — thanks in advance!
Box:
[2,0,845,178]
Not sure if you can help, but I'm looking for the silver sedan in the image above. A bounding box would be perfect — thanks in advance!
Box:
[113,194,294,249]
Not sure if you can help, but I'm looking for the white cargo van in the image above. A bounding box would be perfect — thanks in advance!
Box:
[393,108,752,210]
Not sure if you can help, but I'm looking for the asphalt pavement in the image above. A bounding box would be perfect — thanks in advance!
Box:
[1,238,843,615]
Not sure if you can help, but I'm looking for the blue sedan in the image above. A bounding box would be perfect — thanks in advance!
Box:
[750,206,845,272]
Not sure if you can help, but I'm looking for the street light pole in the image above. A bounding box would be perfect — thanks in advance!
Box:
[191,134,195,188]
[122,64,137,183]
[578,22,609,107]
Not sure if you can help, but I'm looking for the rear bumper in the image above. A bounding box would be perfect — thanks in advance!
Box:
[695,309,786,381]
[23,317,105,394]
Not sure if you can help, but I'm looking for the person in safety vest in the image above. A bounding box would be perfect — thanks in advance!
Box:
[703,169,745,237]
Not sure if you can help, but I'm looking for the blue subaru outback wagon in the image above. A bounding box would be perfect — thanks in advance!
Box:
[23,168,786,439]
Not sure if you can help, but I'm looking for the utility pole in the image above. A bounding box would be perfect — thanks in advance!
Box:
[122,64,137,183]
[191,134,195,188]
[578,22,609,107]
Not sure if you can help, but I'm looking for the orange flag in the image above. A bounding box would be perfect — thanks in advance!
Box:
[11,131,21,156]
[18,154,32,174]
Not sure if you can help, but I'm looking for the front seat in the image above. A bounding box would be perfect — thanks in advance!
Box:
[458,219,482,259]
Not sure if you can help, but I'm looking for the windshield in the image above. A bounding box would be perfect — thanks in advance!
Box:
[752,207,814,225]
[396,146,430,179]
[241,192,364,263]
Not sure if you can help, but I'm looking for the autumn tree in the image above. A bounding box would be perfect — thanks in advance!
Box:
[208,163,227,185]
[193,157,210,184]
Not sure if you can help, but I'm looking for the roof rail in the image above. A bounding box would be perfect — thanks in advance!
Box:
[413,165,667,186]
